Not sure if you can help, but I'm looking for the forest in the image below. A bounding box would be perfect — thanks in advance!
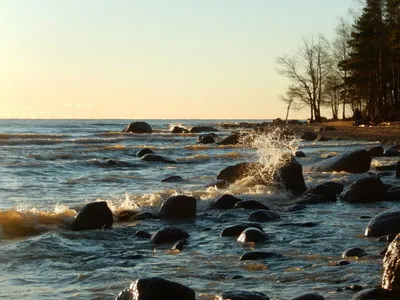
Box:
[277,0,400,123]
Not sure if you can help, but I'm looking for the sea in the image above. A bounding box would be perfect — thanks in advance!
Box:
[0,119,399,299]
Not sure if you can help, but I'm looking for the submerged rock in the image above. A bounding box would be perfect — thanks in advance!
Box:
[239,251,283,261]
[198,133,217,144]
[220,223,264,237]
[171,239,188,251]
[190,125,218,133]
[136,148,153,157]
[382,233,400,290]
[123,121,152,133]
[237,228,268,243]
[291,293,325,300]
[220,133,241,145]
[159,195,197,220]
[340,176,386,203]
[352,287,400,299]
[151,227,190,244]
[234,200,270,210]
[216,290,269,300]
[141,153,176,163]
[133,212,160,221]
[134,230,151,239]
[115,277,195,300]
[71,201,113,231]
[384,145,400,157]
[248,210,280,222]
[365,210,400,237]
[161,175,184,183]
[307,149,371,173]
[171,126,188,133]
[342,247,367,258]
[368,145,384,157]
[213,194,241,209]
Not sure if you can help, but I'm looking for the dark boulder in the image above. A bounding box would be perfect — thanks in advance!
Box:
[216,290,269,300]
[397,161,400,178]
[239,251,283,261]
[141,153,176,164]
[335,260,351,266]
[159,195,197,220]
[190,125,218,133]
[198,133,216,144]
[295,194,331,205]
[71,201,113,231]
[249,210,281,222]
[115,277,195,300]
[368,145,384,157]
[123,121,152,133]
[342,247,367,258]
[323,181,344,194]
[275,156,307,195]
[295,150,306,158]
[291,293,325,300]
[217,162,262,183]
[171,126,188,133]
[382,233,400,290]
[308,183,337,202]
[340,176,386,203]
[136,148,154,157]
[385,186,400,201]
[161,175,184,183]
[220,223,264,237]
[115,209,137,221]
[365,210,400,237]
[234,200,269,210]
[301,131,318,141]
[237,228,268,243]
[352,287,400,299]
[213,194,241,209]
[378,234,397,243]
[220,133,241,145]
[151,227,190,244]
[385,145,400,157]
[307,149,371,173]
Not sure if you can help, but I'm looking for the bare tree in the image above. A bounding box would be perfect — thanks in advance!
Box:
[279,85,306,122]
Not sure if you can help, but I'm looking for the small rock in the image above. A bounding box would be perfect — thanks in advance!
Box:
[220,223,264,237]
[237,228,268,243]
[249,210,281,222]
[213,194,241,209]
[291,293,325,300]
[136,148,154,157]
[216,290,269,300]
[134,230,151,238]
[239,251,283,261]
[171,239,187,251]
[234,200,270,210]
[71,201,113,231]
[342,247,367,258]
[161,175,184,183]
[151,227,190,244]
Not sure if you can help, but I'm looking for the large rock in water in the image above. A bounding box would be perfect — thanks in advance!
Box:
[217,162,263,183]
[216,290,270,300]
[213,194,241,209]
[115,277,195,300]
[159,195,197,220]
[340,176,386,203]
[307,149,371,173]
[71,201,113,231]
[352,287,400,299]
[123,121,152,133]
[365,210,400,237]
[275,156,307,195]
[382,234,400,290]
[151,227,190,244]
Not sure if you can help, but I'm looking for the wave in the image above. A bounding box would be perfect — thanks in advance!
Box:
[0,133,69,140]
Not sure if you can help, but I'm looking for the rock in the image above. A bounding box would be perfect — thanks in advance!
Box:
[383,233,400,290]
[308,183,337,202]
[385,186,400,201]
[216,290,269,300]
[161,176,184,183]
[190,125,218,133]
[234,200,270,210]
[198,133,216,144]
[133,212,160,221]
[397,161,400,178]
[368,145,384,157]
[284,204,306,212]
[378,234,397,242]
[295,194,331,205]
[335,260,351,266]
[315,135,330,142]
[123,121,152,133]
[321,181,344,194]
[341,176,386,203]
[385,145,400,157]
[213,194,241,209]
[159,195,197,220]
[230,275,244,280]
[171,239,187,251]
[382,247,389,256]
[239,251,283,261]
[205,179,228,189]
[275,155,307,195]
[141,153,176,163]
[71,201,113,231]
[365,210,400,237]
[249,210,281,222]
[301,131,318,141]
[307,149,371,173]
[317,126,337,132]
[342,247,367,258]
[217,162,263,183]
[237,228,268,243]
[136,148,154,157]
[352,287,400,299]
[171,126,188,133]
[295,150,306,158]
[115,277,195,300]
[151,227,190,244]
[115,209,138,221]
[220,223,264,237]
[291,293,325,300]
[220,133,241,145]
[134,230,151,238]
[218,212,236,222]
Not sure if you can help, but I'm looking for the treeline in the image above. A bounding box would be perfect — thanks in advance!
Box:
[277,0,400,123]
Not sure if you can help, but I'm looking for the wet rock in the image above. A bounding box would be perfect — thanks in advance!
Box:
[340,176,386,203]
[230,275,244,280]
[136,148,154,157]
[352,287,400,299]
[335,260,350,266]
[397,161,400,178]
[161,175,184,183]
[381,247,389,256]
[159,195,197,220]
[234,200,270,210]
[249,210,280,222]
[141,153,176,163]
[190,125,218,133]
[123,121,152,133]
[291,293,325,300]
[217,162,263,183]
[71,201,113,231]
[307,149,371,173]
[284,204,306,212]
[385,186,400,201]
[115,277,195,300]
[378,234,397,242]
[216,290,269,300]
[171,239,187,251]
[315,135,330,142]
[220,133,241,145]
[205,179,229,189]
[275,156,307,195]
[384,145,400,157]
[365,210,400,237]
[171,126,188,133]
[301,131,318,141]
[220,223,264,237]
[115,209,138,221]
[368,145,384,157]
[198,133,216,144]
[218,212,236,222]
[134,230,151,238]
[151,227,190,244]
[239,251,283,261]
[237,228,268,243]
[295,150,306,158]
[382,233,400,290]
[213,194,241,209]
[295,194,331,205]
[342,247,367,258]
[133,212,160,221]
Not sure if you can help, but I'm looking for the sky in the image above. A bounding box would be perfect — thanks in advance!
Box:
[0,0,361,119]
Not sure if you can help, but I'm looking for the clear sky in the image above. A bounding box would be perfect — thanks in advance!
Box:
[0,0,360,119]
